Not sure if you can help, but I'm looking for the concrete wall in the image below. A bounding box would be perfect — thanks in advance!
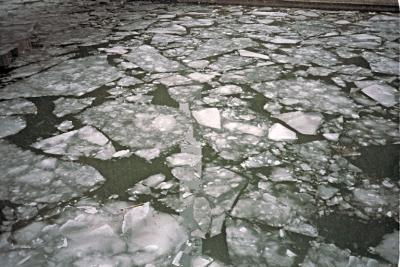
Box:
[177,0,399,12]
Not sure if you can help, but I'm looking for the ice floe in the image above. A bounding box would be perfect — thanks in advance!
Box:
[0,99,37,116]
[0,116,26,138]
[78,100,190,151]
[274,111,323,135]
[32,126,116,160]
[268,123,297,141]
[53,97,95,117]
[192,108,221,129]
[0,55,122,99]
[0,140,104,221]
[123,45,183,72]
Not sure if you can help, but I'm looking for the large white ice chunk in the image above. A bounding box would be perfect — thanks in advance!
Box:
[122,203,187,265]
[268,123,297,141]
[274,111,323,135]
[361,84,398,107]
[192,108,221,129]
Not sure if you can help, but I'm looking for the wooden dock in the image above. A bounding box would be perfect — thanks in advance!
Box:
[177,0,399,12]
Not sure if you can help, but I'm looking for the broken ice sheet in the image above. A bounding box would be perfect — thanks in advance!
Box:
[226,218,296,267]
[0,116,26,138]
[343,115,399,146]
[158,74,192,87]
[219,65,284,84]
[168,85,202,103]
[274,111,323,135]
[53,97,95,117]
[200,167,247,236]
[252,78,358,117]
[349,185,398,219]
[0,55,122,99]
[0,140,104,219]
[195,106,270,160]
[0,201,187,267]
[123,203,188,265]
[362,51,399,75]
[116,76,143,87]
[147,23,187,35]
[188,38,256,60]
[123,45,183,72]
[78,100,190,151]
[0,99,37,116]
[127,174,166,196]
[32,126,116,160]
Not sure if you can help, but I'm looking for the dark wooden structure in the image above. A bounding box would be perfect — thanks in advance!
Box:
[178,0,399,12]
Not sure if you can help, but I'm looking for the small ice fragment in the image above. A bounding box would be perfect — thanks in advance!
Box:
[172,251,183,266]
[113,150,132,158]
[238,49,270,60]
[323,133,340,141]
[192,108,221,129]
[134,148,161,161]
[188,72,217,83]
[56,120,74,132]
[270,37,300,44]
[208,85,243,95]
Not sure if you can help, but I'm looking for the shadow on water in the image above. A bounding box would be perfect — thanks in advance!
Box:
[150,85,179,108]
[202,226,231,264]
[348,144,399,181]
[80,147,179,201]
[316,213,399,258]
[7,97,59,148]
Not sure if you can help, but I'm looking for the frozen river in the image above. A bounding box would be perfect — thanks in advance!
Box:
[0,0,399,266]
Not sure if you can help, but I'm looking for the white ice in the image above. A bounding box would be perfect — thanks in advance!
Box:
[192,108,221,129]
[274,111,323,135]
